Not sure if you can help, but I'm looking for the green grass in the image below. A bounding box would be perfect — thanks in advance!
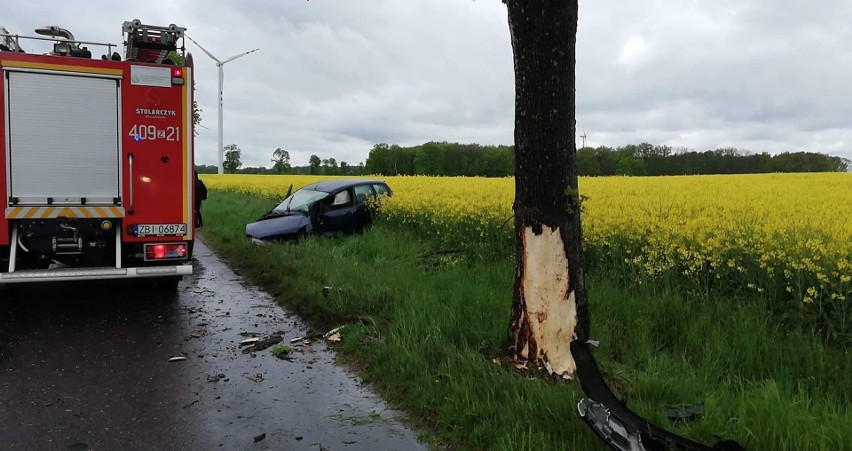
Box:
[271,344,291,359]
[200,190,851,450]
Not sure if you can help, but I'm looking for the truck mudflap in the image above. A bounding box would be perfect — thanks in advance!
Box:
[571,341,746,451]
[0,264,192,284]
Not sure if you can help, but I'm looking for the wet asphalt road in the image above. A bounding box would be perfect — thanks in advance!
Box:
[0,241,427,451]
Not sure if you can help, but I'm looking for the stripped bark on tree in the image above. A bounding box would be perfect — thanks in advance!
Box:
[506,0,589,379]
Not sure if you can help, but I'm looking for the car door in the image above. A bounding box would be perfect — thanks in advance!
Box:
[352,183,376,231]
[316,188,357,236]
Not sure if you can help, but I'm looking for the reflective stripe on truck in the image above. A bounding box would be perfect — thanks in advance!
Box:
[5,206,125,219]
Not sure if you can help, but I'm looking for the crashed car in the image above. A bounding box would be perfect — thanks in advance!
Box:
[246,179,392,242]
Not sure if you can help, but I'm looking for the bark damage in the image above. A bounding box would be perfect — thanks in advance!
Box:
[506,0,586,379]
[503,2,745,448]
[518,225,577,377]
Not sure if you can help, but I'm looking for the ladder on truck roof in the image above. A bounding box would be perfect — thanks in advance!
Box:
[122,19,186,64]
[0,24,117,58]
[0,26,25,52]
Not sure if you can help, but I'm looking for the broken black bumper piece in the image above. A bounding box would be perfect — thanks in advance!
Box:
[571,341,746,451]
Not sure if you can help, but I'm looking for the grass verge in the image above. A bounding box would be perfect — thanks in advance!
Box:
[200,190,851,450]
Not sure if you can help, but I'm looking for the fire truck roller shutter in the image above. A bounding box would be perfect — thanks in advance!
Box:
[6,70,120,205]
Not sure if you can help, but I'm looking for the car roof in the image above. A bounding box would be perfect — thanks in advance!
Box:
[301,179,387,193]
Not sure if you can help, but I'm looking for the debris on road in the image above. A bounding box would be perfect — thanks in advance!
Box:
[0,241,425,450]
[324,326,344,343]
[289,326,345,345]
[241,332,284,354]
[323,326,344,338]
[207,373,226,383]
[289,334,320,343]
[239,337,260,346]
[243,372,264,383]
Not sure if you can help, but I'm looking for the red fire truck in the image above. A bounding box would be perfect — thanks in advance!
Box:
[0,20,195,288]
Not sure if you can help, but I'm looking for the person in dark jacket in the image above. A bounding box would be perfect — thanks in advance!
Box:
[195,170,208,228]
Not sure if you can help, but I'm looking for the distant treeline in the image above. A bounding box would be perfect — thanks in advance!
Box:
[197,142,849,177]
[196,163,368,176]
[577,144,849,176]
[365,142,849,177]
[366,142,515,177]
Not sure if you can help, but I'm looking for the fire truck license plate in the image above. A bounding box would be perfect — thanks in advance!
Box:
[134,224,187,236]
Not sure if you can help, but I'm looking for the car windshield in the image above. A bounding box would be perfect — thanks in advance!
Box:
[273,188,328,214]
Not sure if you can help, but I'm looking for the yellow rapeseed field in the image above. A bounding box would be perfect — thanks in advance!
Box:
[202,173,851,310]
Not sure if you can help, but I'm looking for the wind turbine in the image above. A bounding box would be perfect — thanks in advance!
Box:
[186,35,259,175]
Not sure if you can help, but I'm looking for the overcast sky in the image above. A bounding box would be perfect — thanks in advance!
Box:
[6,1,852,167]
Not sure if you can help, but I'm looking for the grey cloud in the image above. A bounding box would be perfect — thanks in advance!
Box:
[5,0,852,167]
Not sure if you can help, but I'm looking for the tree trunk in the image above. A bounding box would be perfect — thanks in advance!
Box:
[506,0,589,379]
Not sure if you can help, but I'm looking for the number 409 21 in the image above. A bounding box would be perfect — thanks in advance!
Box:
[129,125,180,142]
